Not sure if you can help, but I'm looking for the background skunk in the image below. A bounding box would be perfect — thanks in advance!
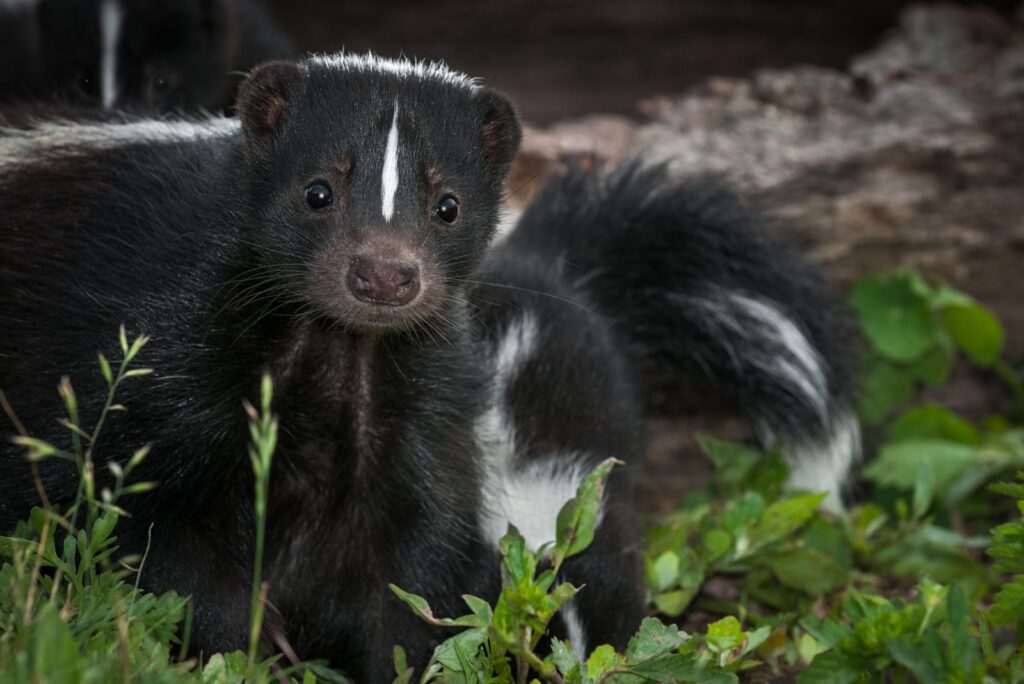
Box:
[505,161,860,510]
[0,0,291,111]
[0,53,856,679]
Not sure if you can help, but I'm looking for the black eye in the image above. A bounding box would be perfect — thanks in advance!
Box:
[305,182,334,210]
[151,74,170,92]
[435,195,459,224]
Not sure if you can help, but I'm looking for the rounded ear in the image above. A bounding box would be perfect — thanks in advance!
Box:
[236,61,301,139]
[476,89,522,173]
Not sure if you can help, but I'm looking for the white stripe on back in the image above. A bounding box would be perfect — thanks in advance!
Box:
[0,119,239,169]
[99,0,123,110]
[561,601,588,661]
[381,101,400,221]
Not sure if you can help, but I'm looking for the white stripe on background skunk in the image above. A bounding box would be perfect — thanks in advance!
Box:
[0,0,291,111]
[0,53,858,680]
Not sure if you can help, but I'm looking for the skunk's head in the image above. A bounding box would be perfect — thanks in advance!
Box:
[235,53,522,334]
[37,0,281,111]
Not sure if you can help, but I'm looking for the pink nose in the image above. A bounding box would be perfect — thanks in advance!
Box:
[346,256,420,305]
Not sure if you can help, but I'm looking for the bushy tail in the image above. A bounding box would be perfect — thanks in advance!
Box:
[504,158,860,507]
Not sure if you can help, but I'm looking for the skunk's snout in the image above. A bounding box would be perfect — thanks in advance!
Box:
[347,256,421,306]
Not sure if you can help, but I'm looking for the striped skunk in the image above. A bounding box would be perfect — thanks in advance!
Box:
[505,161,860,509]
[0,0,291,111]
[0,53,857,680]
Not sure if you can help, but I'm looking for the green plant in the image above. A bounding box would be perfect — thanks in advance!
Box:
[988,472,1024,666]
[244,374,279,678]
[798,578,984,683]
[391,460,769,683]
[851,269,1021,425]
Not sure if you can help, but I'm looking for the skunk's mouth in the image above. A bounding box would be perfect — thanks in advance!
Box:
[305,249,447,334]
[339,297,444,332]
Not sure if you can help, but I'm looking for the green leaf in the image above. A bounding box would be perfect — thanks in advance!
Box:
[461,594,493,624]
[653,589,695,617]
[946,584,976,674]
[796,650,864,684]
[701,436,763,492]
[499,526,533,584]
[886,639,940,683]
[911,459,936,520]
[30,602,79,681]
[555,458,618,562]
[429,626,487,673]
[202,653,245,684]
[705,616,744,654]
[990,575,1024,626]
[551,637,584,681]
[97,352,113,386]
[627,655,738,683]
[124,332,150,364]
[798,617,854,649]
[862,439,977,498]
[389,584,484,628]
[929,284,974,309]
[909,344,953,386]
[850,271,939,362]
[626,617,689,662]
[943,302,1004,366]
[801,517,853,571]
[797,633,827,665]
[649,551,680,591]
[90,510,118,551]
[856,354,915,425]
[741,626,771,656]
[586,643,624,679]
[763,548,848,596]
[741,450,789,502]
[11,436,69,462]
[746,493,825,554]
[889,405,981,445]
[129,444,151,469]
[392,644,408,673]
[701,530,732,565]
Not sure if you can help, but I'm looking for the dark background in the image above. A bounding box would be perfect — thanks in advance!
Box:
[266,0,1021,123]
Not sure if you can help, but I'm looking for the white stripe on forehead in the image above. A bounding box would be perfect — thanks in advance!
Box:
[305,52,481,92]
[99,0,123,110]
[381,101,400,221]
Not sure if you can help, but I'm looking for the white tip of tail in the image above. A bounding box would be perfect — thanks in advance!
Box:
[781,409,861,511]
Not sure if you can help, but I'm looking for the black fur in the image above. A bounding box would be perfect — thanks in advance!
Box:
[0,0,291,111]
